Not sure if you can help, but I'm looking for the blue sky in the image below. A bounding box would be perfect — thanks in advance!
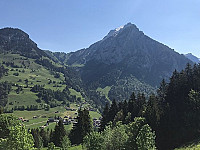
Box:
[0,0,200,57]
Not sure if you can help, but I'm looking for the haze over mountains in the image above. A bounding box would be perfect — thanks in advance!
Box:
[0,23,194,106]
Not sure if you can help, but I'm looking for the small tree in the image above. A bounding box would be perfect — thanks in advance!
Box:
[0,106,3,114]
[31,128,43,148]
[61,135,71,150]
[126,117,156,150]
[0,114,19,138]
[83,131,104,150]
[1,125,34,150]
[47,142,55,150]
[103,122,128,150]
[136,124,156,150]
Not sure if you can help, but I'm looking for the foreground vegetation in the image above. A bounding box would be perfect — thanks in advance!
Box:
[2,62,200,149]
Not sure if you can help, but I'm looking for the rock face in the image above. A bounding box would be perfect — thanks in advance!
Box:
[185,53,200,64]
[66,23,192,86]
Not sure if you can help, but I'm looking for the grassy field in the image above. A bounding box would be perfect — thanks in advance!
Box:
[69,88,85,101]
[97,86,111,102]
[89,111,101,119]
[0,53,67,110]
[69,145,83,150]
[0,53,88,112]
[40,145,83,150]
[11,106,67,119]
[7,88,39,109]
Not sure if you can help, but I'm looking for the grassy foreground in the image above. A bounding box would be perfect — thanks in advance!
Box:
[40,145,82,150]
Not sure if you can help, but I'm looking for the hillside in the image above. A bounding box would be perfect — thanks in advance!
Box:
[0,28,92,112]
[50,23,193,104]
[0,27,102,136]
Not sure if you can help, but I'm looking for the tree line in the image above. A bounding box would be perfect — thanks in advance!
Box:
[100,63,200,149]
[0,81,12,109]
[31,84,78,106]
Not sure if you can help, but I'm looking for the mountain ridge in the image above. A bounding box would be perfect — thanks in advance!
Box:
[0,27,90,110]
[50,23,193,103]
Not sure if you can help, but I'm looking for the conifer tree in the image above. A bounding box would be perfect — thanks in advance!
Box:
[99,103,109,131]
[0,106,3,114]
[157,79,168,103]
[108,99,118,122]
[40,128,49,147]
[53,120,66,147]
[69,109,92,144]
[31,128,43,148]
[61,135,71,150]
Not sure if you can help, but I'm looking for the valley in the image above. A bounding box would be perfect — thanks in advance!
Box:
[0,24,199,150]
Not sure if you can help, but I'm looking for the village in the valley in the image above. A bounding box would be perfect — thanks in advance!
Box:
[18,105,102,130]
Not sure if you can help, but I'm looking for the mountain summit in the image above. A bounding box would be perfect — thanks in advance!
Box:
[51,23,193,103]
[66,23,192,82]
[67,23,146,65]
[103,23,140,40]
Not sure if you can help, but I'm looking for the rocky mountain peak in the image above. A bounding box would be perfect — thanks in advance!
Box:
[185,53,200,64]
[103,22,140,40]
[64,22,192,87]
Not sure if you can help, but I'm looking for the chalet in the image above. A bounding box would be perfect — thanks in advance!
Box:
[63,119,69,125]
[89,108,95,111]
[93,119,101,128]
[48,118,59,123]
[65,107,72,111]
[54,119,59,123]
[40,126,46,129]
[48,118,55,122]
[18,117,23,120]
[23,119,29,122]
